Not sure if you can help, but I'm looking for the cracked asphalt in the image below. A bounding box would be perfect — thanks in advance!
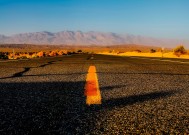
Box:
[0,54,189,134]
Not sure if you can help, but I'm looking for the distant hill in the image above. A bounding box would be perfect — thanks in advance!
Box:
[0,31,188,48]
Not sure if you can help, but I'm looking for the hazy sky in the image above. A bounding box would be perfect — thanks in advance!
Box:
[0,0,189,39]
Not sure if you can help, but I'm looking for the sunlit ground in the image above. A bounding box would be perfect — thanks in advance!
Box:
[100,52,189,59]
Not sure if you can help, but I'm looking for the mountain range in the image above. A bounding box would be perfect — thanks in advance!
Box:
[0,31,188,48]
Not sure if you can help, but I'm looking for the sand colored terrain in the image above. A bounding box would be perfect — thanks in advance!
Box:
[99,52,189,59]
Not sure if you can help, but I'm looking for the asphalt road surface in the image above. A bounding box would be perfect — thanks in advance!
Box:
[0,54,189,134]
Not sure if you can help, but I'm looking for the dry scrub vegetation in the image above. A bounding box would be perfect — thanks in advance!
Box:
[0,50,69,60]
[1,44,189,60]
[0,44,91,60]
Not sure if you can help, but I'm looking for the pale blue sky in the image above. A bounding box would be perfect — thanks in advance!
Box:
[0,0,189,40]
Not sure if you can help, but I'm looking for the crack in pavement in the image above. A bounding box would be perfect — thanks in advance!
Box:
[0,60,59,79]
